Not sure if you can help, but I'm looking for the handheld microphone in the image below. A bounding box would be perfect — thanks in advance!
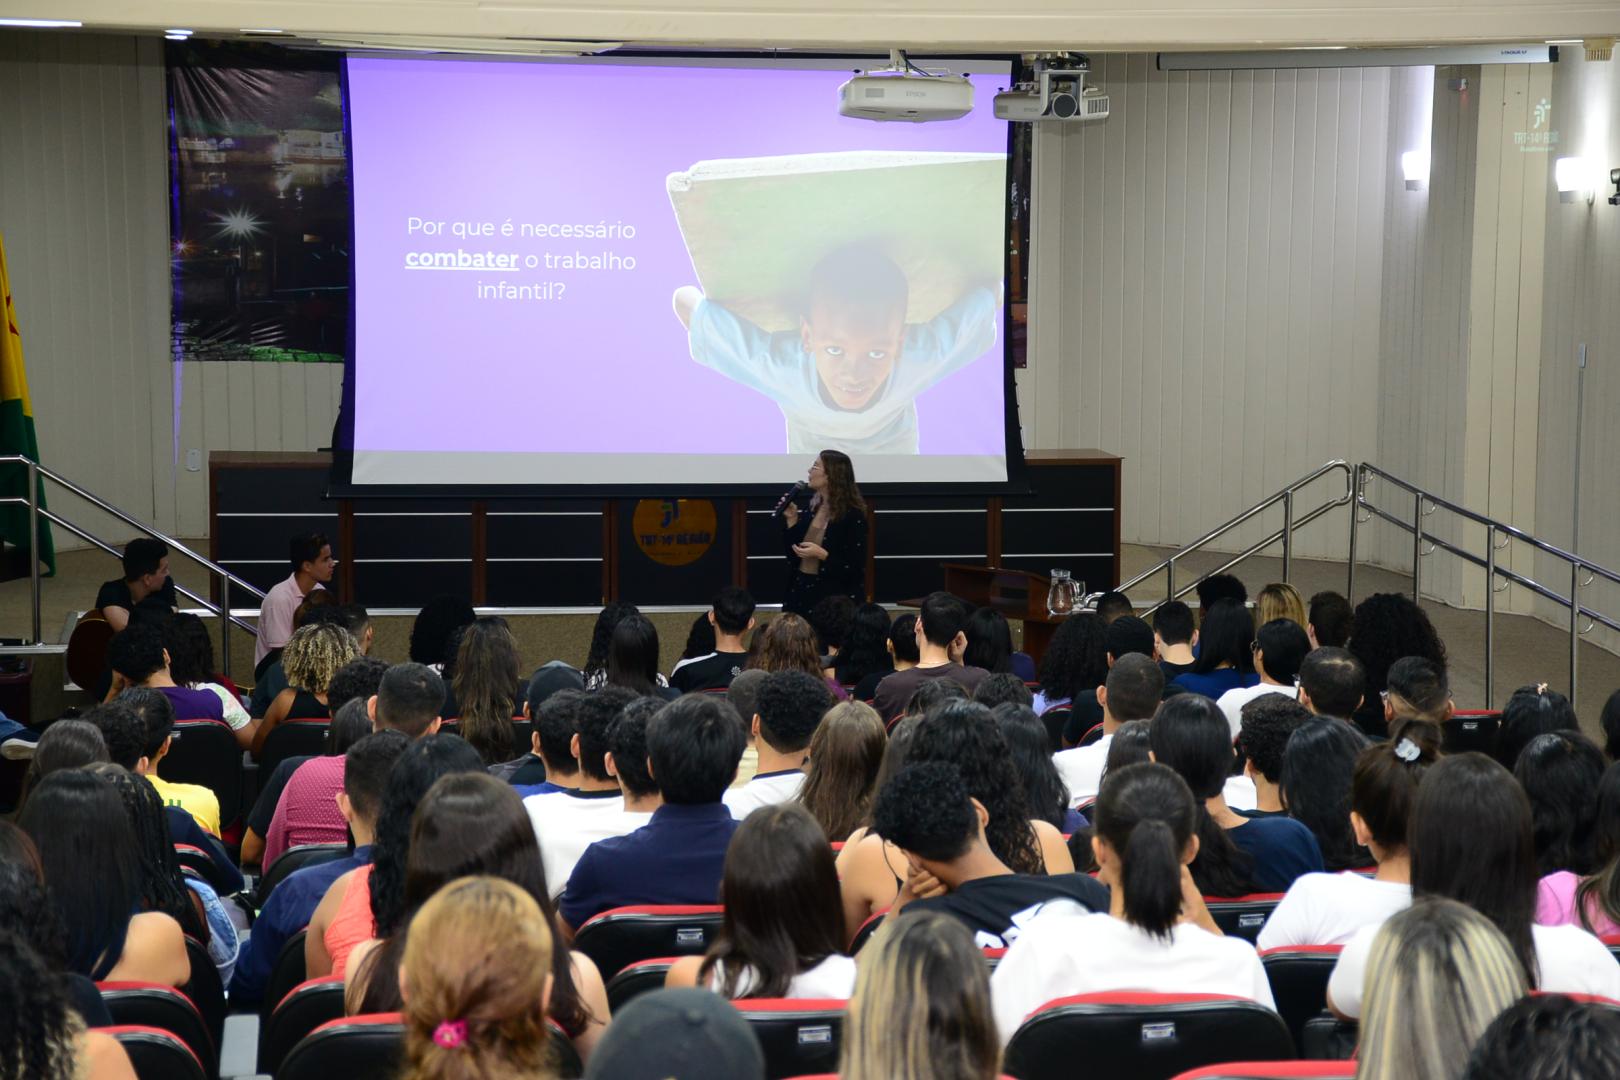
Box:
[774,480,807,517]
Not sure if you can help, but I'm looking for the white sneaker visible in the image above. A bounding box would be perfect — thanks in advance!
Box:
[0,738,37,760]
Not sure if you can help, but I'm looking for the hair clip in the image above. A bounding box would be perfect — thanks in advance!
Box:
[433,1019,469,1049]
[1394,737,1421,763]
[1536,682,1550,695]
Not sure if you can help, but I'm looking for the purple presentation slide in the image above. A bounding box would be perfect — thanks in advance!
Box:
[345,56,1011,486]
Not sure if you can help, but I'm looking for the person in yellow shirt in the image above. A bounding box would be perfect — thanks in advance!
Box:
[119,686,221,837]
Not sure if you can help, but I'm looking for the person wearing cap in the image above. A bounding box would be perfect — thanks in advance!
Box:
[490,662,585,792]
[585,988,765,1079]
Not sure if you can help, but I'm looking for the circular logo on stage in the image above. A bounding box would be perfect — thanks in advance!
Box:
[631,499,718,567]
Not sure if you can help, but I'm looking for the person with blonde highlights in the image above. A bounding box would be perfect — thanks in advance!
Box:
[255,622,358,754]
[1355,898,1526,1080]
[840,911,999,1080]
[1255,582,1307,631]
[400,875,556,1080]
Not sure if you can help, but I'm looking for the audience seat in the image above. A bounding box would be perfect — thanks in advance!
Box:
[97,982,215,1078]
[605,957,679,1012]
[1442,711,1501,756]
[172,843,238,897]
[1169,1063,1357,1080]
[258,976,346,1076]
[1205,894,1286,943]
[572,904,725,980]
[106,1024,208,1080]
[849,910,886,953]
[984,946,1007,973]
[260,929,309,1022]
[276,1012,582,1080]
[180,935,226,1050]
[257,720,331,778]
[510,717,534,758]
[1075,722,1107,748]
[255,843,350,905]
[1040,705,1072,754]
[1003,992,1295,1080]
[1259,946,1344,1050]
[733,998,846,1080]
[161,720,244,829]
[1299,1015,1357,1060]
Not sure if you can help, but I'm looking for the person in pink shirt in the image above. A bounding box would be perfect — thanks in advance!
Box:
[254,532,337,672]
[262,698,369,865]
[1536,750,1620,938]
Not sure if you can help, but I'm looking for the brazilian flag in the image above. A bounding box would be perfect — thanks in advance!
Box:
[0,231,54,576]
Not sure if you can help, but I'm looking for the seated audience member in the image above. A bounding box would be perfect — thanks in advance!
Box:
[107,622,223,725]
[163,612,252,746]
[306,734,484,979]
[873,593,991,722]
[605,613,679,701]
[1233,694,1313,817]
[1307,590,1353,649]
[907,676,968,720]
[585,988,764,1080]
[370,661,449,738]
[260,699,373,866]
[1196,572,1248,615]
[559,694,748,933]
[748,613,848,701]
[1216,618,1309,738]
[674,611,716,672]
[20,719,109,807]
[20,770,189,986]
[449,616,524,765]
[1328,752,1620,1019]
[349,775,607,1057]
[499,662,585,791]
[841,702,1073,942]
[398,876,561,1080]
[1173,598,1259,700]
[1353,899,1528,1080]
[255,531,337,674]
[1496,683,1580,773]
[605,697,664,814]
[1104,719,1154,775]
[0,831,115,1029]
[580,601,637,689]
[835,715,924,874]
[1093,590,1133,624]
[1297,646,1367,722]
[1280,718,1373,872]
[850,611,919,702]
[119,685,221,836]
[1152,694,1323,895]
[1259,718,1437,949]
[795,700,886,843]
[1548,761,1620,936]
[254,622,358,754]
[725,670,833,819]
[1347,592,1448,739]
[1053,654,1163,809]
[724,669,767,739]
[248,597,343,718]
[0,931,139,1080]
[841,911,1000,1080]
[993,704,1084,833]
[831,603,895,695]
[1062,615,1157,745]
[230,730,407,1006]
[1463,993,1620,1080]
[974,672,1033,709]
[990,762,1275,1044]
[1516,731,1603,881]
[963,607,1037,683]
[1603,689,1620,762]
[1382,655,1455,728]
[873,762,1107,947]
[667,803,854,998]
[1153,600,1199,681]
[1255,582,1306,630]
[808,595,858,665]
[1030,612,1106,717]
[526,688,651,894]
[670,587,757,693]
[336,603,373,655]
[95,537,175,632]
[514,686,587,800]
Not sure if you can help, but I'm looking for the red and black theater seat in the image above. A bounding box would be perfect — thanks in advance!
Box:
[255,842,350,905]
[1205,894,1286,944]
[1259,945,1344,1048]
[106,1024,208,1080]
[1169,1062,1357,1080]
[97,982,214,1078]
[257,720,331,778]
[161,720,244,829]
[732,998,846,1080]
[571,904,725,980]
[605,956,680,1012]
[257,975,346,1076]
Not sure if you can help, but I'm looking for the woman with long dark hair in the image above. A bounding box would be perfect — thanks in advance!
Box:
[408,595,476,669]
[992,704,1084,833]
[1172,598,1258,700]
[582,601,637,688]
[19,720,108,807]
[0,930,139,1080]
[831,603,895,689]
[667,803,854,998]
[796,701,887,844]
[348,773,606,1058]
[749,613,848,699]
[780,450,869,617]
[1033,613,1107,714]
[450,616,525,765]
[963,608,1036,682]
[1496,683,1581,773]
[1515,731,1604,878]
[990,762,1275,1042]
[1327,752,1620,1019]
[1346,592,1447,738]
[604,613,678,701]
[1279,719,1373,873]
[1565,762,1620,936]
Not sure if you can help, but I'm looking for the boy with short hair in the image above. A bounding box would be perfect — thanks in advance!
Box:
[723,670,834,819]
[669,587,757,693]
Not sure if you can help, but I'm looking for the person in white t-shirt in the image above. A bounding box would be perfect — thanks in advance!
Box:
[990,762,1275,1045]
[1216,619,1310,740]
[1258,718,1439,950]
[666,803,856,999]
[1328,751,1620,1019]
[525,688,653,895]
[1053,654,1163,808]
[723,671,833,821]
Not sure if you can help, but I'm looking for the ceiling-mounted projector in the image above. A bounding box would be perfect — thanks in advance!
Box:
[839,50,974,122]
[994,61,1110,123]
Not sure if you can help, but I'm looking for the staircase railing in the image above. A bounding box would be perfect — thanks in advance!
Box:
[1,454,264,679]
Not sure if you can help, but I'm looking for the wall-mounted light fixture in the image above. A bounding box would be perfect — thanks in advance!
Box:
[1556,157,1595,204]
[1609,168,1620,207]
[1401,149,1430,190]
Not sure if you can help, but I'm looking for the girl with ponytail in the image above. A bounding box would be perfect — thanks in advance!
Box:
[989,763,1276,1045]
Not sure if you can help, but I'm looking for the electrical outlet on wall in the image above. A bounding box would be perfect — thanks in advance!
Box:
[186,449,202,472]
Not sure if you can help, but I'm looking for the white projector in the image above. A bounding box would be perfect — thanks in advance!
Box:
[993,67,1111,123]
[839,70,975,122]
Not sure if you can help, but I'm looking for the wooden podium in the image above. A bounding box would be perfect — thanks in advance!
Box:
[937,563,1071,663]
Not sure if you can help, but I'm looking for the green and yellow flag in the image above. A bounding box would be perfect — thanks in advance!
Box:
[0,231,54,576]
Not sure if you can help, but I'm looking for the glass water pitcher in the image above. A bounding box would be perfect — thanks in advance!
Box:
[1047,569,1082,617]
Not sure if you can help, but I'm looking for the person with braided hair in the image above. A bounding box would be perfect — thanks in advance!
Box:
[0,930,137,1080]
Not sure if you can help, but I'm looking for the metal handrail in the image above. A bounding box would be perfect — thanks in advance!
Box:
[1,453,264,679]
[1349,462,1620,711]
[1116,460,1355,613]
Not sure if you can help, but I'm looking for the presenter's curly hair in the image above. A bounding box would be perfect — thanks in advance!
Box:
[818,449,866,522]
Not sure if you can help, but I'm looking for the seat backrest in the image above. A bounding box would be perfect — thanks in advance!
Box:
[1004,993,1295,1080]
[258,721,331,778]
[572,905,725,979]
[510,718,534,758]
[161,720,244,829]
[180,935,226,1052]
[1169,1062,1357,1080]
[1040,705,1073,754]
[605,957,680,1014]
[1076,722,1107,747]
[66,612,115,692]
[733,998,847,1080]
[849,910,886,954]
[278,1013,406,1080]
[260,929,310,1021]
[259,976,348,1076]
[171,843,237,896]
[97,982,215,1078]
[106,1024,208,1080]
[256,842,350,906]
[1205,895,1286,944]
[1443,711,1501,756]
[1299,1015,1358,1061]
[1260,946,1343,1049]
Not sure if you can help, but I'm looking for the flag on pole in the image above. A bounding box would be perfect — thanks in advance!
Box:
[0,230,54,576]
